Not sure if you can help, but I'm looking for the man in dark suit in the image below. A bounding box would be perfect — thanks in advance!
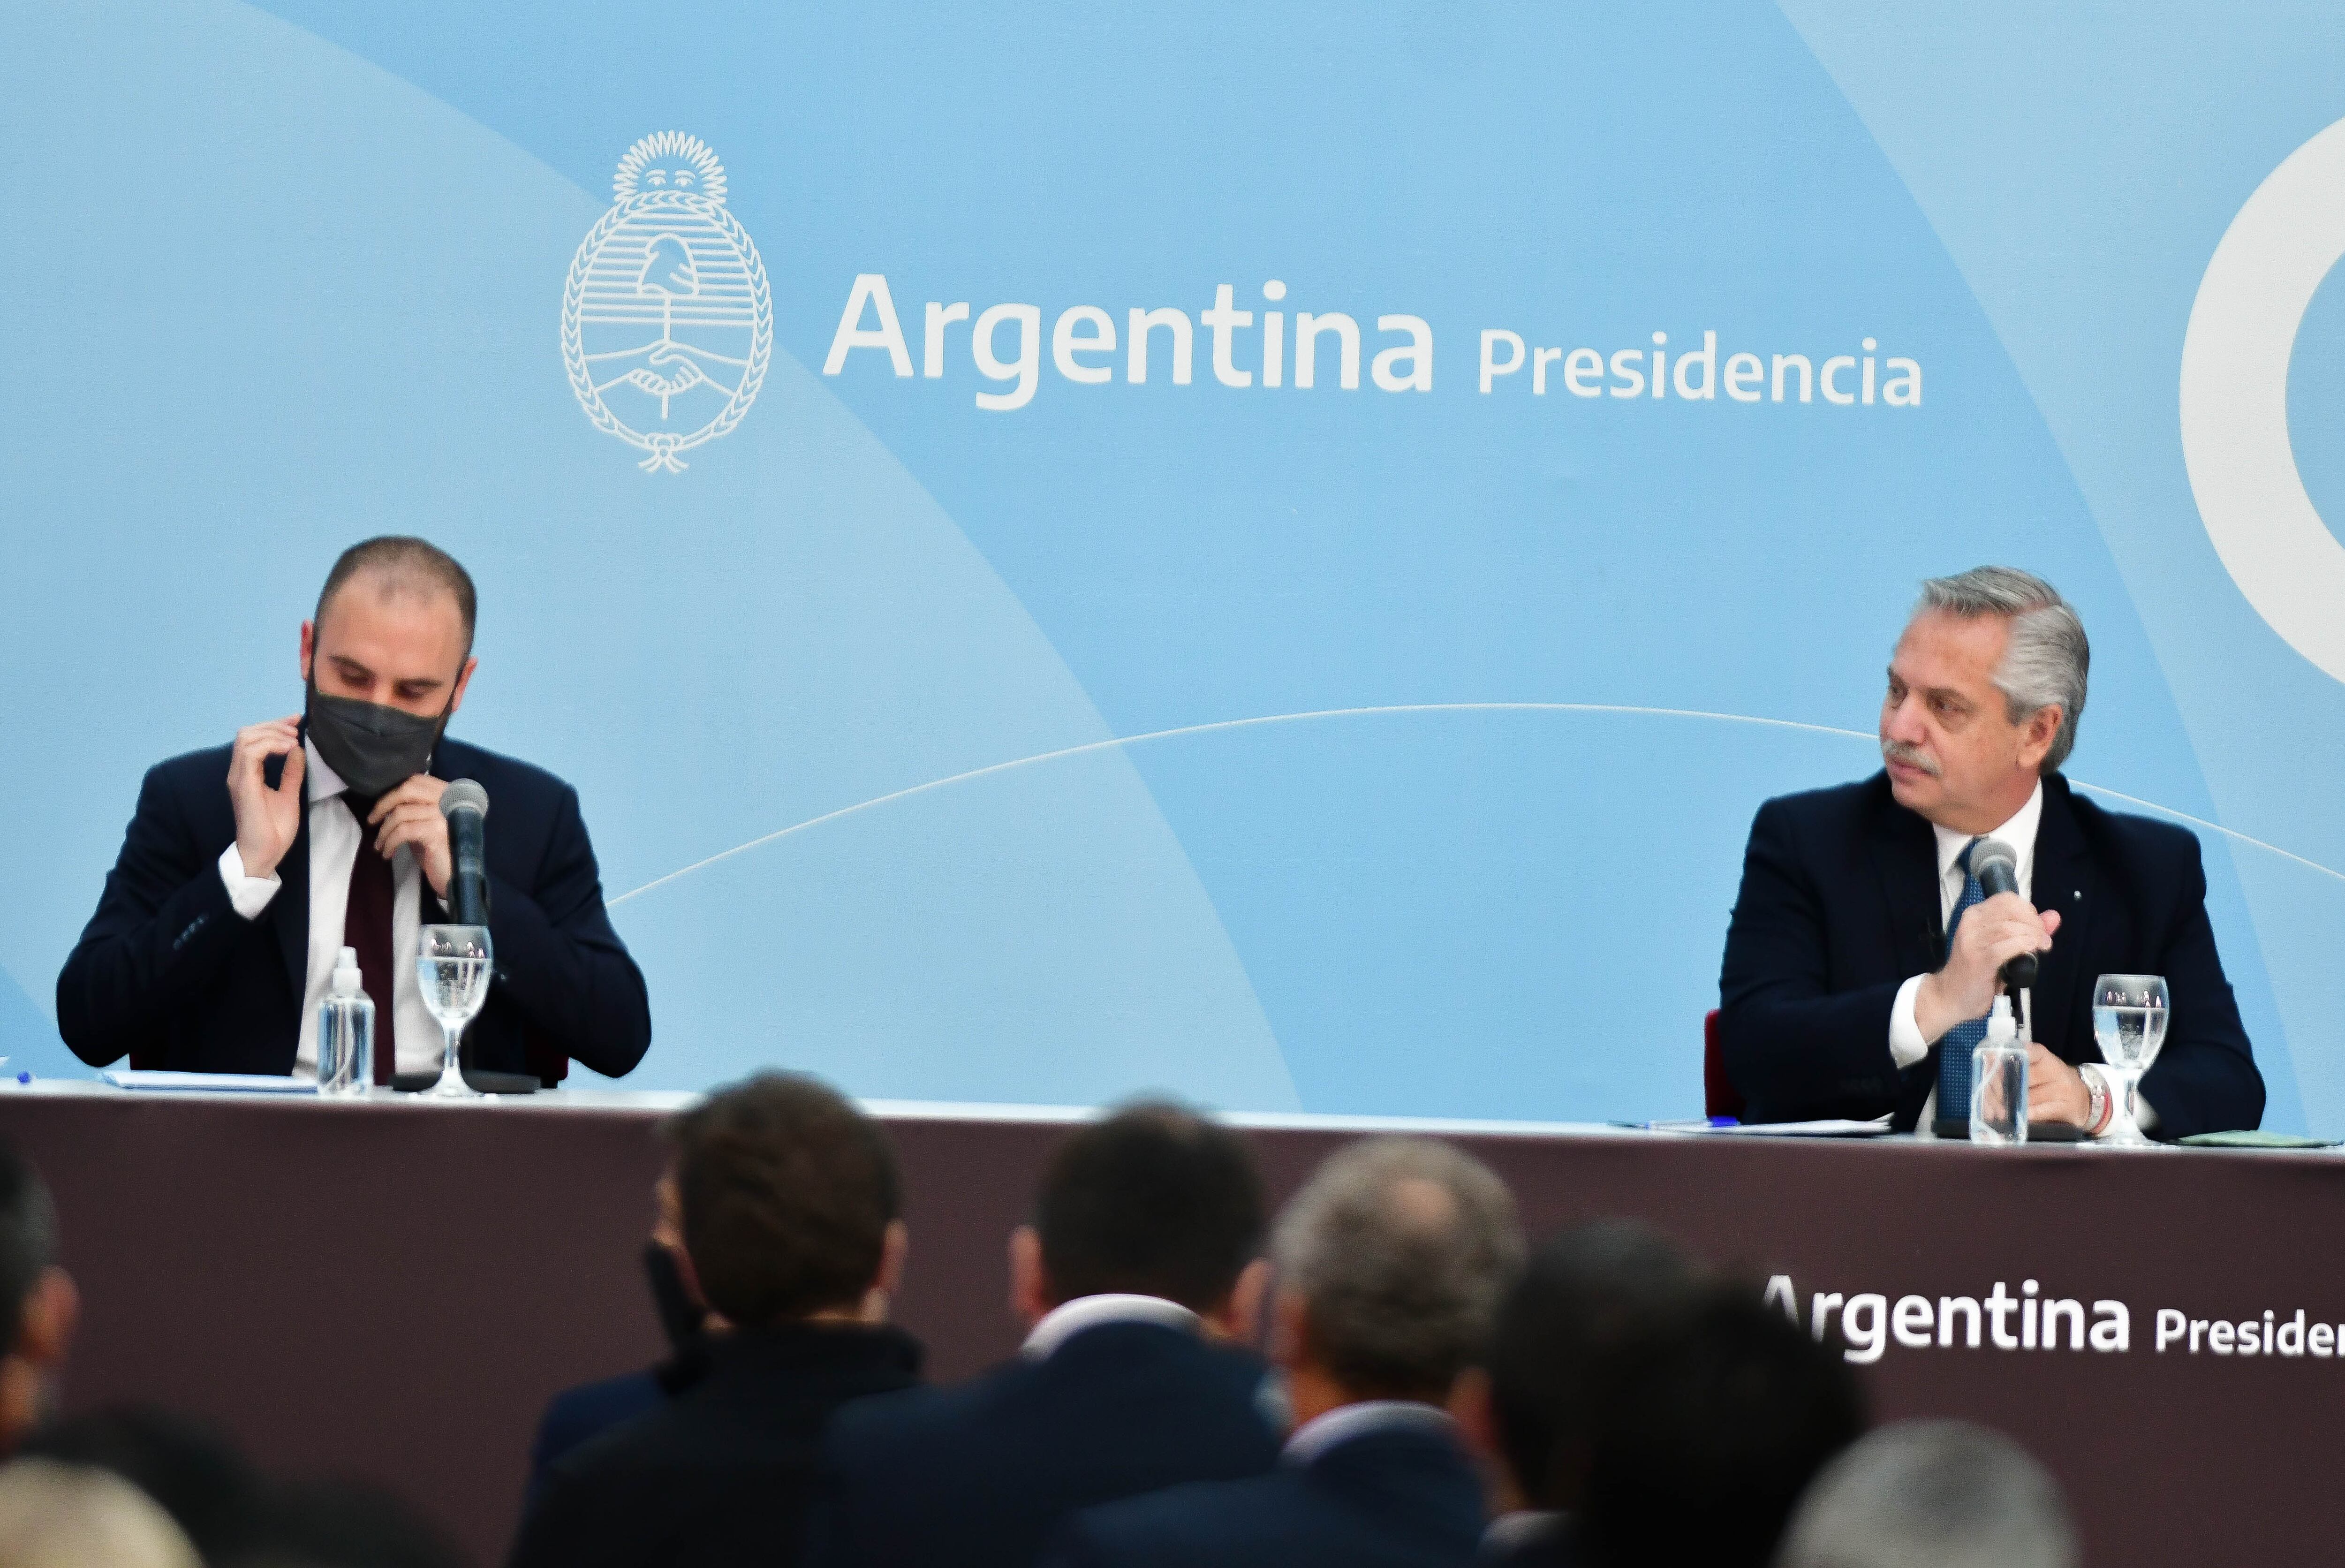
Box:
[1576,1288,1866,1568]
[522,1168,713,1505]
[1460,1221,1700,1566]
[58,537,650,1083]
[806,1102,1281,1568]
[508,1072,922,1568]
[1042,1136,1524,1568]
[1719,566,2263,1138]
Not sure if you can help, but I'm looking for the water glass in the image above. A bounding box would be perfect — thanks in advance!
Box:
[417,924,494,1099]
[2091,973,2170,1147]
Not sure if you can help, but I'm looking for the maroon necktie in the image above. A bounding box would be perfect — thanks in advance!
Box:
[341,797,398,1083]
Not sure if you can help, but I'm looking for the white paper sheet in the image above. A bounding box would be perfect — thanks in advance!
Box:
[99,1071,315,1095]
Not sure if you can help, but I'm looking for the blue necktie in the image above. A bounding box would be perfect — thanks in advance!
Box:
[1934,839,1990,1123]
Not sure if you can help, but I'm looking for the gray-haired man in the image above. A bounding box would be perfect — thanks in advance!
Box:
[1042,1136,1524,1568]
[1776,1421,2079,1568]
[1718,567,2263,1137]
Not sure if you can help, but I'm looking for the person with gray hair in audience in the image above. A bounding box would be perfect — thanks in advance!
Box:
[0,1459,200,1568]
[1043,1136,1525,1568]
[1773,1421,2078,1568]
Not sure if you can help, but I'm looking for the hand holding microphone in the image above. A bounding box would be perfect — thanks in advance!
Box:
[1967,839,2037,988]
[1915,836,2060,1044]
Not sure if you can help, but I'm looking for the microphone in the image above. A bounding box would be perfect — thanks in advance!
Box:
[439,779,491,927]
[1969,837,2035,989]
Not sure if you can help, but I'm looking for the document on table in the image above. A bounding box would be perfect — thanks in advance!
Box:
[99,1071,314,1095]
[1710,1114,1894,1137]
[1618,1114,1895,1137]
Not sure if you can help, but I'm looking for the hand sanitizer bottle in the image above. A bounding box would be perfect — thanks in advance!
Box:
[1969,995,2028,1145]
[317,946,374,1097]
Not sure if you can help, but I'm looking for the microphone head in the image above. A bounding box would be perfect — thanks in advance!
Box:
[439,778,490,821]
[1971,838,2020,884]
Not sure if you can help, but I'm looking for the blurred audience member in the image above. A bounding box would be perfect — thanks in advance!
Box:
[1774,1420,2078,1568]
[809,1101,1277,1568]
[509,1073,919,1568]
[1045,1136,1525,1568]
[1459,1220,1699,1564]
[0,1458,199,1568]
[20,1405,266,1561]
[1579,1287,1867,1568]
[223,1477,468,1568]
[522,1163,714,1503]
[0,1144,74,1458]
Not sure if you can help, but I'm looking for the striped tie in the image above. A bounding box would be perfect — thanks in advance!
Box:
[1935,839,1989,1125]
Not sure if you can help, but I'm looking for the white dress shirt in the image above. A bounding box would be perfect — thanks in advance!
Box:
[215,738,446,1077]
[1020,1294,1200,1359]
[1281,1400,1454,1464]
[1889,781,2131,1136]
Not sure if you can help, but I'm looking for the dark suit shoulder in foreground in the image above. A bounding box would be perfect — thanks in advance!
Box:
[1043,1425,1487,1568]
[808,1322,1279,1568]
[509,1324,920,1568]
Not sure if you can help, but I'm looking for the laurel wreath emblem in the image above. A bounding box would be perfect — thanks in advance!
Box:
[561,186,772,474]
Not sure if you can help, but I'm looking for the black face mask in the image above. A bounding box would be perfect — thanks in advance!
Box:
[643,1242,708,1352]
[304,679,449,799]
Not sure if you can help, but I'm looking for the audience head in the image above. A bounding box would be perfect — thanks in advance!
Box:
[19,1406,266,1561]
[1468,1219,1699,1514]
[662,1072,907,1331]
[1580,1284,1867,1568]
[1270,1136,1524,1419]
[1013,1100,1269,1333]
[220,1478,467,1568]
[0,1140,75,1454]
[303,536,479,721]
[0,1459,200,1568]
[1775,1420,2078,1568]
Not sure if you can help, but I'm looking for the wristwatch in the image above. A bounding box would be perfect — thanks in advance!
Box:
[2082,1069,2111,1136]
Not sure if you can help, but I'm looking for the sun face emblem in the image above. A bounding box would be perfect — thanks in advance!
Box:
[561,133,772,473]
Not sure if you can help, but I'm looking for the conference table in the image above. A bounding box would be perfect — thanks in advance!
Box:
[0,1083,2334,1566]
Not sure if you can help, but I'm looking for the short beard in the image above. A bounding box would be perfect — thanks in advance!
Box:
[1881,740,1941,778]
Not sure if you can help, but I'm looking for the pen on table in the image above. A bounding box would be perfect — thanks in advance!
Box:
[1607,1117,1739,1131]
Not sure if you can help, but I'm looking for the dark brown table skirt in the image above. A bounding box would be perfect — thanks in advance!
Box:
[0,1086,2334,1565]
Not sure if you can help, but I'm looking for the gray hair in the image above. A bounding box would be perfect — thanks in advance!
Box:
[0,1461,201,1568]
[1914,567,2090,772]
[1272,1136,1525,1400]
[1775,1421,2078,1568]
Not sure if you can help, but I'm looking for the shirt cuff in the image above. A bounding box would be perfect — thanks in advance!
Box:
[217,843,283,920]
[1888,974,1931,1069]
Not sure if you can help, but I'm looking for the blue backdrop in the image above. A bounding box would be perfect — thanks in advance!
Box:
[4,1,2341,1132]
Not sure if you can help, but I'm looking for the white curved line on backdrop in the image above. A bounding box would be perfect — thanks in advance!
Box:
[609,702,2345,905]
[2179,113,2345,685]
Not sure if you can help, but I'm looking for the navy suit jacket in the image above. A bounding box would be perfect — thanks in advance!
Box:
[1718,771,2262,1137]
[510,1325,922,1568]
[1041,1423,1488,1568]
[805,1322,1281,1568]
[57,735,651,1080]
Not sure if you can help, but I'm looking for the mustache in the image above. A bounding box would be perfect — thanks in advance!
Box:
[1881,740,1942,778]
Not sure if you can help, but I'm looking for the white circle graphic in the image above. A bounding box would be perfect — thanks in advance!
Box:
[2179,115,2345,684]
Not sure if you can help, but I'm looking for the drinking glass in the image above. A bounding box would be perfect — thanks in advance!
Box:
[417,924,493,1100]
[2091,974,2170,1148]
